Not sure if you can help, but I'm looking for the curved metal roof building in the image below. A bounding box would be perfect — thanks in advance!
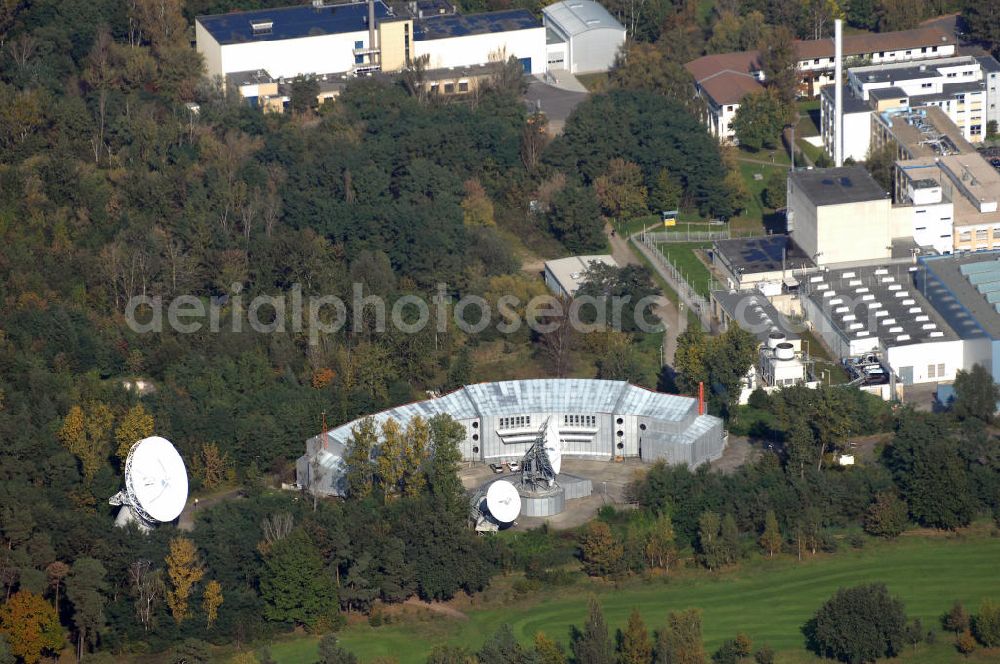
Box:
[297,379,725,496]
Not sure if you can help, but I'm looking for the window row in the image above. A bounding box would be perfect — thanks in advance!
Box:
[498,415,531,430]
[563,414,596,427]
[928,363,946,379]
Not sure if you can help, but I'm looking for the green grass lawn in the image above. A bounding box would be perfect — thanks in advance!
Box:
[659,242,712,297]
[267,535,1000,663]
[797,99,821,137]
[732,162,787,233]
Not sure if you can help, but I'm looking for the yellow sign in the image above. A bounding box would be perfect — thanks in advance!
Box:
[664,218,677,227]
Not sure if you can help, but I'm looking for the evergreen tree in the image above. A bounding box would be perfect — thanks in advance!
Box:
[720,514,740,565]
[863,492,909,538]
[573,597,615,664]
[318,634,359,664]
[674,324,709,396]
[547,182,605,254]
[478,624,529,664]
[66,557,107,661]
[259,529,338,627]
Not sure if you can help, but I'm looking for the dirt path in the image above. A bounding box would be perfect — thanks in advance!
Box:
[177,487,243,532]
[403,597,468,620]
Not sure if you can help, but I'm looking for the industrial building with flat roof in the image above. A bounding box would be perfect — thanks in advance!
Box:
[711,235,815,293]
[297,379,725,496]
[543,255,618,298]
[800,264,966,385]
[196,0,625,111]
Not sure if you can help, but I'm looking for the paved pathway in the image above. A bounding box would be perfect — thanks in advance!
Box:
[607,227,679,367]
[523,76,589,134]
[177,487,243,532]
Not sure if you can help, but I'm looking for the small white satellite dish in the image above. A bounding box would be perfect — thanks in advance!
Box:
[485,480,521,523]
[109,436,188,530]
[542,417,562,476]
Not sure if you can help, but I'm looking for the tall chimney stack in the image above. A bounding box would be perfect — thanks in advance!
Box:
[368,0,378,69]
[834,18,844,167]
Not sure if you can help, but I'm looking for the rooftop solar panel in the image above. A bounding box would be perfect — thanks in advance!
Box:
[960,260,1000,275]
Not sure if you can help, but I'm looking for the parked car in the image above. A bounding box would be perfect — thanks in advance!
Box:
[507,461,521,472]
[489,463,505,474]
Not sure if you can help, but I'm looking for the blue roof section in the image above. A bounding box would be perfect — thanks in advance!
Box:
[197,1,390,45]
[414,9,541,41]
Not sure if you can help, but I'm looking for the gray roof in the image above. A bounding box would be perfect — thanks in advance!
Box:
[869,86,909,102]
[713,234,814,275]
[712,289,802,343]
[920,252,1000,340]
[976,55,1000,74]
[803,264,957,347]
[820,84,871,114]
[414,9,540,40]
[315,379,701,448]
[542,0,624,36]
[789,166,890,206]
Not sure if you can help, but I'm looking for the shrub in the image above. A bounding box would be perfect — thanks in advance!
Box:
[973,599,1000,647]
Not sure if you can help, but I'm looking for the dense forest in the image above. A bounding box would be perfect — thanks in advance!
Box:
[2,0,1000,661]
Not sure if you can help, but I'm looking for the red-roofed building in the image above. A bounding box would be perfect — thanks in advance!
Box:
[685,25,956,144]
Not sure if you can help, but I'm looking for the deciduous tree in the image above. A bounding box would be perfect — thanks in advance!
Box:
[759,510,782,558]
[203,580,223,628]
[863,492,908,538]
[731,90,791,152]
[806,583,906,662]
[0,590,64,664]
[460,179,495,227]
[620,608,653,664]
[951,364,999,424]
[595,158,648,221]
[580,521,624,577]
[655,609,706,664]
[115,403,154,462]
[165,537,205,624]
[344,418,377,500]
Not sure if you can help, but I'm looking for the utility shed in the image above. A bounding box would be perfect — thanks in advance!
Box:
[542,0,625,74]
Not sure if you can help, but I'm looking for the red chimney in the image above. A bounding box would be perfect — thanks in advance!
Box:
[698,382,705,415]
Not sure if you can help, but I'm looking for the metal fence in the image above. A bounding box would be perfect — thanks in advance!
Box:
[634,233,713,330]
[643,228,763,244]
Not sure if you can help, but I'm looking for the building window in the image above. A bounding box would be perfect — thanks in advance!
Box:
[921,83,932,89]
[443,83,455,94]
[947,72,957,78]
[960,231,972,242]
[354,40,364,65]
[458,81,469,92]
[977,228,989,241]
[928,363,945,378]
[813,58,819,64]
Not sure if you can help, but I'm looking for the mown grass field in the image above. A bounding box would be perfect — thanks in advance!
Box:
[659,242,713,297]
[268,534,1000,664]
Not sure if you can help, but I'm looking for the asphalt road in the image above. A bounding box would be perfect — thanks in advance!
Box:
[523,78,589,133]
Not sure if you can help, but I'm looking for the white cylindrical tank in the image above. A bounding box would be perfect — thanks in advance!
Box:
[767,332,786,349]
[775,342,795,361]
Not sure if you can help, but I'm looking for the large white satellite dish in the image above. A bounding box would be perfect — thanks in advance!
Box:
[542,417,562,476]
[485,480,521,523]
[109,436,188,530]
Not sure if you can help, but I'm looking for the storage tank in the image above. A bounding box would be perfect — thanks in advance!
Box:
[767,331,786,349]
[775,342,795,361]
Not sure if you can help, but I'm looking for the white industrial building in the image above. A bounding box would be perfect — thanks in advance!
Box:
[800,264,978,387]
[541,0,626,74]
[195,0,550,91]
[543,255,618,298]
[297,379,725,496]
[685,25,956,144]
[711,289,817,402]
[820,54,1000,161]
[711,235,816,294]
[787,167,894,266]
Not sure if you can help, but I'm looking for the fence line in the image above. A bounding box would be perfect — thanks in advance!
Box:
[642,228,764,244]
[633,233,713,331]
